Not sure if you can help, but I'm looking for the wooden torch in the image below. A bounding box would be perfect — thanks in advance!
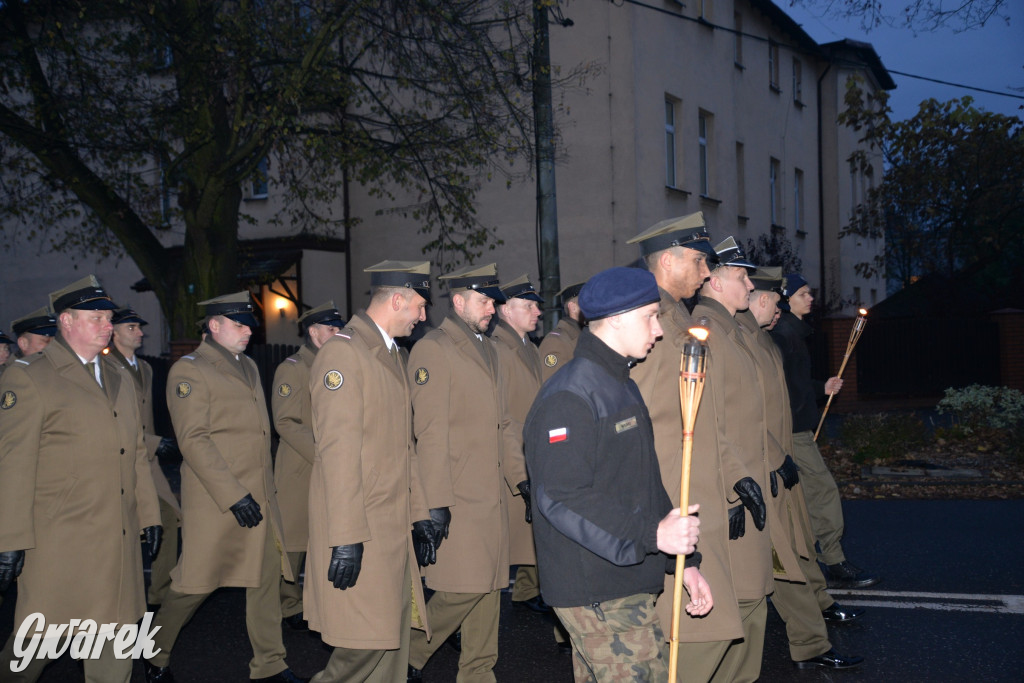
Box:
[813,308,868,441]
[668,323,709,682]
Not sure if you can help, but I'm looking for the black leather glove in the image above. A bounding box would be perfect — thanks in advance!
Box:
[428,507,451,550]
[229,493,263,528]
[516,480,532,524]
[328,543,363,590]
[144,525,163,559]
[411,520,437,567]
[155,437,180,460]
[0,550,25,593]
[733,477,766,532]
[776,455,799,490]
[728,504,745,540]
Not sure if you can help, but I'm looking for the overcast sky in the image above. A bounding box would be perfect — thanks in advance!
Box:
[783,0,1024,122]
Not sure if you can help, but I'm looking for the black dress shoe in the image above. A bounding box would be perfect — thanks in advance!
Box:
[826,561,881,589]
[282,612,309,631]
[251,669,309,683]
[445,630,461,652]
[822,601,864,622]
[144,661,175,683]
[794,648,864,669]
[513,594,553,614]
[408,664,424,682]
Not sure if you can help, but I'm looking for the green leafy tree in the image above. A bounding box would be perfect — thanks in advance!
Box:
[0,0,563,336]
[838,80,1024,289]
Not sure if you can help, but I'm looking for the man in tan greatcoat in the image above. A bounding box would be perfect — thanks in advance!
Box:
[738,269,863,671]
[538,281,586,382]
[493,275,545,612]
[672,238,772,683]
[407,263,515,683]
[0,275,161,682]
[10,307,57,361]
[305,261,435,683]
[626,214,720,675]
[144,292,304,683]
[106,307,184,610]
[272,301,346,631]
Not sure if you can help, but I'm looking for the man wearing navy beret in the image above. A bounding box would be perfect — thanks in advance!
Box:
[524,266,709,681]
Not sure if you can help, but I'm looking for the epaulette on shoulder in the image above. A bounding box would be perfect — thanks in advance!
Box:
[15,357,35,366]
[285,356,299,363]
[181,354,196,361]
[549,331,563,337]
[335,333,352,340]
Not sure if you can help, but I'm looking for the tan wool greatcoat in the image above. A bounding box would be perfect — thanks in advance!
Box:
[109,347,181,515]
[677,299,773,636]
[538,317,581,382]
[492,320,541,566]
[304,313,430,649]
[408,312,514,594]
[0,338,160,627]
[166,339,291,593]
[737,311,815,574]
[272,343,316,552]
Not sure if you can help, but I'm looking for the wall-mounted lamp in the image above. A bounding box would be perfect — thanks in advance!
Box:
[274,296,290,319]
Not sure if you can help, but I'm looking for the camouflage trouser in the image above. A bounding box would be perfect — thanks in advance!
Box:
[554,593,668,683]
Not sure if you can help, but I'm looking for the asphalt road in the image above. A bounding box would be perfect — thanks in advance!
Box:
[1,500,1022,682]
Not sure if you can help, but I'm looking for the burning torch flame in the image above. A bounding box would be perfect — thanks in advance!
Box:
[688,326,709,341]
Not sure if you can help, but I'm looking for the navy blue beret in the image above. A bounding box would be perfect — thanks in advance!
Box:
[578,267,660,321]
[782,273,809,299]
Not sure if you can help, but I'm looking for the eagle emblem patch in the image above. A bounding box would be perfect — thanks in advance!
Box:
[414,367,429,385]
[175,382,191,398]
[544,354,558,368]
[324,370,344,391]
[278,383,292,397]
[0,391,16,409]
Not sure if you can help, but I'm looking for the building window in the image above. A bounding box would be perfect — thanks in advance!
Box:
[250,156,269,199]
[793,168,804,233]
[792,58,803,104]
[768,41,780,91]
[849,158,859,213]
[698,111,711,196]
[665,98,678,188]
[770,157,782,225]
[870,288,878,305]
[853,286,862,306]
[736,142,746,216]
[734,12,743,66]
[698,0,712,21]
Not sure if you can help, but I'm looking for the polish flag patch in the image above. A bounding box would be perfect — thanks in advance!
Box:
[548,427,568,443]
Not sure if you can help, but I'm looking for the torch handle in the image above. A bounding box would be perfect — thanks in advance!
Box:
[669,434,695,682]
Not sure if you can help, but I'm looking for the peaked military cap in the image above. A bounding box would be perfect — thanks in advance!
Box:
[712,236,757,271]
[112,308,148,326]
[627,212,713,256]
[198,291,259,328]
[440,263,506,303]
[558,281,586,303]
[49,275,117,313]
[297,300,346,330]
[365,260,433,304]
[0,331,13,345]
[500,274,543,303]
[12,307,58,337]
[749,266,785,293]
